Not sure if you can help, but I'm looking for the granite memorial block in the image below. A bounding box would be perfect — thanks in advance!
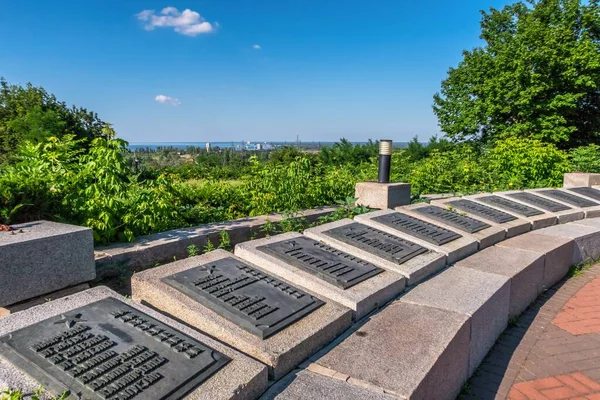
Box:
[465,194,557,230]
[234,232,405,321]
[355,209,478,264]
[527,188,600,218]
[132,250,352,380]
[0,221,95,307]
[539,189,599,208]
[0,287,268,400]
[398,204,506,250]
[569,186,600,201]
[304,219,446,285]
[494,191,584,223]
[430,197,531,238]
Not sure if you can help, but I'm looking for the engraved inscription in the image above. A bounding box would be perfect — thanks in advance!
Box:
[414,205,491,233]
[0,298,230,400]
[447,199,517,224]
[569,187,600,202]
[257,236,384,289]
[372,212,462,245]
[539,189,600,208]
[477,196,544,217]
[323,222,428,264]
[507,192,572,212]
[162,257,324,339]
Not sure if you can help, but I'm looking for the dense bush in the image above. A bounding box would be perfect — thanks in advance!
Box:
[570,144,600,173]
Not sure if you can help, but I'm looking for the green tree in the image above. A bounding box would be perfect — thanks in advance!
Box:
[0,79,105,163]
[433,0,600,148]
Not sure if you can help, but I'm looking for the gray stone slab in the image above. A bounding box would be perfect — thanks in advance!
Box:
[495,190,584,224]
[235,233,405,321]
[465,193,557,230]
[0,286,268,400]
[354,209,478,264]
[495,233,575,289]
[312,302,470,400]
[304,219,446,285]
[260,369,395,400]
[564,173,600,188]
[132,250,353,380]
[455,246,545,318]
[398,203,506,250]
[355,182,411,210]
[535,222,600,264]
[400,266,510,375]
[431,197,531,238]
[0,221,95,307]
[526,188,600,218]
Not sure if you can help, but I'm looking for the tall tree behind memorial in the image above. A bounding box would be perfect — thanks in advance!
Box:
[433,0,600,148]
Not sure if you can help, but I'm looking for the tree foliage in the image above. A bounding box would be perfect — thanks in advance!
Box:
[0,78,105,163]
[433,0,600,148]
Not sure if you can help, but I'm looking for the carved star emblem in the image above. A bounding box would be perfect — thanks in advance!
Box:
[285,240,299,248]
[201,264,218,275]
[54,313,86,328]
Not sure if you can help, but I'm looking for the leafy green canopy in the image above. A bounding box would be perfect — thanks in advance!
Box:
[433,0,600,148]
[0,79,105,163]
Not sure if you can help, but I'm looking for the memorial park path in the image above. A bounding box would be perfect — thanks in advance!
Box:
[462,264,600,400]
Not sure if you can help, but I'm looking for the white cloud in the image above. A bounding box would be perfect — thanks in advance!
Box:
[155,94,181,106]
[253,44,261,50]
[136,7,214,36]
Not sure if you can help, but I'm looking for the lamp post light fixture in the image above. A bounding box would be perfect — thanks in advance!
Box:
[378,140,392,183]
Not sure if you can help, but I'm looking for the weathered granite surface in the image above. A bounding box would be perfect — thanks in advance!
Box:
[259,369,396,400]
[526,188,600,218]
[355,182,411,210]
[0,283,90,317]
[304,219,446,285]
[564,173,600,188]
[0,220,95,307]
[535,222,600,264]
[398,203,506,249]
[400,266,510,375]
[235,232,405,321]
[495,190,584,224]
[355,209,478,264]
[455,246,545,318]
[465,193,557,230]
[0,286,268,400]
[312,302,470,400]
[495,232,575,289]
[132,250,353,380]
[430,196,531,238]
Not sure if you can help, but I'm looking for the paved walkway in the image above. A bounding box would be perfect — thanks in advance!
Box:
[463,264,600,400]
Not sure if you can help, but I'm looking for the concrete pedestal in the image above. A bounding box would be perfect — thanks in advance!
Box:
[355,182,411,210]
[564,173,600,188]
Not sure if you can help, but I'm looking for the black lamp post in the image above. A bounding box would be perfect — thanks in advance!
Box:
[378,140,392,183]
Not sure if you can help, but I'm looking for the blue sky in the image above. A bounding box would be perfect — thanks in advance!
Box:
[0,0,514,143]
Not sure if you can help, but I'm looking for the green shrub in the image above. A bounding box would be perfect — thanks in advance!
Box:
[570,144,600,173]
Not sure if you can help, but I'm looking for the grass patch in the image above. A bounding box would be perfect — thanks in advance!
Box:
[567,258,596,278]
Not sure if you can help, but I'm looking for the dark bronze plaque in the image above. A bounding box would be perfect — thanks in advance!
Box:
[569,187,600,201]
[372,212,462,246]
[477,196,544,217]
[257,236,383,289]
[507,192,572,212]
[539,189,600,208]
[414,205,491,234]
[0,298,230,400]
[162,257,324,339]
[447,199,517,224]
[323,222,428,265]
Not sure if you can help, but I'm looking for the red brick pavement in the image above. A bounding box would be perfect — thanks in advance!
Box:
[462,265,600,400]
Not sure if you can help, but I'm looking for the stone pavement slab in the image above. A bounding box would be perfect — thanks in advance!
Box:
[355,209,478,264]
[495,232,575,290]
[0,286,268,400]
[400,266,510,375]
[311,301,471,400]
[495,190,584,224]
[456,246,545,318]
[0,220,95,307]
[465,193,558,230]
[397,203,506,250]
[534,222,600,264]
[431,197,531,238]
[259,369,396,400]
[304,219,446,286]
[131,249,353,380]
[527,188,600,218]
[235,232,405,321]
